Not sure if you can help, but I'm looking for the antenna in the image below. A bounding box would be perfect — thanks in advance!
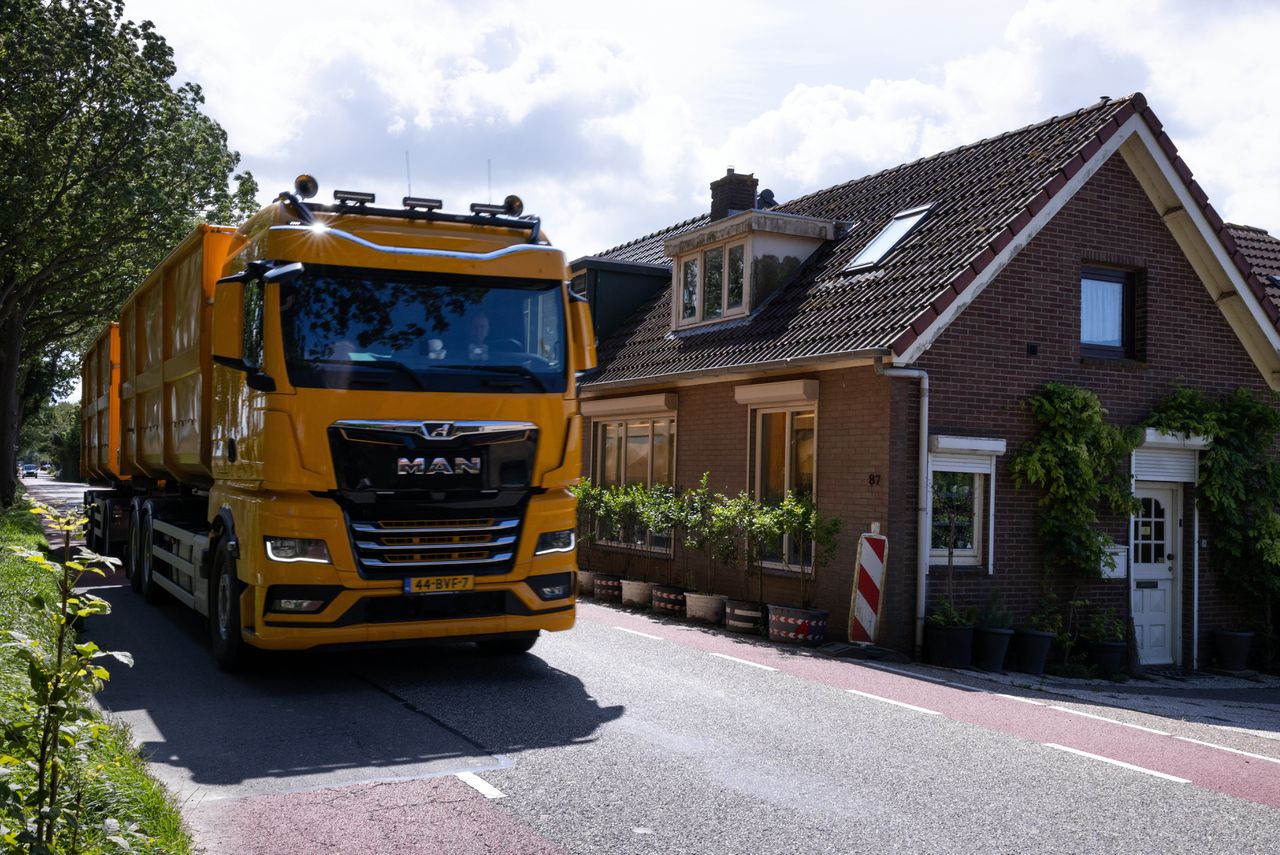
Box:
[405,150,412,197]
[487,158,492,204]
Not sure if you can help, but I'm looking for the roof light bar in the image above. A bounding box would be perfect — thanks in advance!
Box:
[403,196,443,211]
[334,189,375,205]
[470,202,507,215]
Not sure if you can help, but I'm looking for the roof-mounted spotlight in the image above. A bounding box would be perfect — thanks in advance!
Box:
[470,194,524,216]
[294,174,318,199]
[403,196,443,211]
[334,189,375,205]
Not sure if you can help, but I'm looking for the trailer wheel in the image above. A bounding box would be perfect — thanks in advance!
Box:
[475,633,538,655]
[132,507,160,605]
[210,540,251,671]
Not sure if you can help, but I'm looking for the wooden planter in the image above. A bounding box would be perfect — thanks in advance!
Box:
[725,599,766,634]
[767,605,829,647]
[620,579,653,609]
[684,592,726,625]
[651,585,686,617]
[593,574,622,603]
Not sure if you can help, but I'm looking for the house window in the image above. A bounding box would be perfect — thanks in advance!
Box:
[930,471,983,566]
[927,436,1006,574]
[1080,267,1134,358]
[754,408,816,567]
[595,416,676,550]
[676,241,748,326]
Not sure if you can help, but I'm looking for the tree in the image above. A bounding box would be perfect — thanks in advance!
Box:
[0,0,252,505]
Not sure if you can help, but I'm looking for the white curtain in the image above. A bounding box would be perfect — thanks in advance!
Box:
[1081,278,1122,346]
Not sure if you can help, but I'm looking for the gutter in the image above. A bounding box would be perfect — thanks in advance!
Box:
[876,360,930,655]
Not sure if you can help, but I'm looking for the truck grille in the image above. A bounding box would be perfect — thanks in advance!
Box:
[348,515,520,577]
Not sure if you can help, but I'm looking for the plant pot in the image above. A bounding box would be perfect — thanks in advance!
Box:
[767,605,829,647]
[620,579,653,609]
[1011,628,1055,675]
[576,569,596,597]
[685,592,727,625]
[651,585,686,617]
[725,599,766,634]
[925,623,974,668]
[1086,640,1127,676]
[593,574,622,603]
[973,627,1014,672]
[1212,630,1254,671]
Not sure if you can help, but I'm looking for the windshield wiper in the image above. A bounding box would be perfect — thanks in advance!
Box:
[307,357,424,390]
[426,363,547,391]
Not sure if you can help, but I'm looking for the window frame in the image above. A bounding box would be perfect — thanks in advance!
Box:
[592,414,677,553]
[928,470,985,567]
[927,441,1004,575]
[750,404,818,572]
[1080,266,1135,359]
[674,239,750,328]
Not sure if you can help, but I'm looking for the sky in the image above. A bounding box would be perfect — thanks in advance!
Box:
[120,0,1280,264]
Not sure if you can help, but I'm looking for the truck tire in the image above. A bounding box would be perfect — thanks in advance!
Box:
[132,507,161,605]
[476,633,538,655]
[210,540,252,671]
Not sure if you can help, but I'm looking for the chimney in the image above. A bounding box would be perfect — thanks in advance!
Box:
[710,167,758,221]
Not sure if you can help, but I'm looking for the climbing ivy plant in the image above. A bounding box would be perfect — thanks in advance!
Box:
[1147,386,1280,615]
[1009,383,1142,586]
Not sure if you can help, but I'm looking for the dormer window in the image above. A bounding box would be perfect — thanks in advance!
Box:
[680,241,747,324]
[844,203,933,272]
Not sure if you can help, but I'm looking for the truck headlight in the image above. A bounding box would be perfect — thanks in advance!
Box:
[265,537,332,564]
[534,530,575,555]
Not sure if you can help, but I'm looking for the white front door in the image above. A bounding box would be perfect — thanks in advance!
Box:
[1131,485,1178,666]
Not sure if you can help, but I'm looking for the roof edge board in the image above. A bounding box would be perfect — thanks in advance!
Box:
[892,113,1144,366]
[580,350,887,395]
[1120,122,1280,388]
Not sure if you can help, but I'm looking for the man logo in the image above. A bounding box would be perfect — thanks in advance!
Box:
[398,457,481,476]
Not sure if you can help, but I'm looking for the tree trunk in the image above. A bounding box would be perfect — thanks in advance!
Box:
[0,309,26,506]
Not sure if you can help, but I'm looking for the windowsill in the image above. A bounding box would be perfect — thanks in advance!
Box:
[927,563,989,575]
[673,311,749,333]
[1079,352,1146,369]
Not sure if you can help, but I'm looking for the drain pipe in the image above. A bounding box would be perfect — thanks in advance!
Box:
[876,360,930,655]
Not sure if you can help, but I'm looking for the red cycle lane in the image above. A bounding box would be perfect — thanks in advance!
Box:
[580,602,1280,810]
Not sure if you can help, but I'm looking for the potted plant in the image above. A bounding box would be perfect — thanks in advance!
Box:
[924,477,976,666]
[1081,607,1127,676]
[1012,597,1059,676]
[1211,628,1255,672]
[721,491,775,634]
[569,479,604,597]
[766,493,839,647]
[609,484,653,609]
[680,475,729,625]
[973,591,1014,672]
[641,483,686,616]
[588,483,624,603]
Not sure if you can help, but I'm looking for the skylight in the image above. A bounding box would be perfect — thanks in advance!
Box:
[843,203,933,271]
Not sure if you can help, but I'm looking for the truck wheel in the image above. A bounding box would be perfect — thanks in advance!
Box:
[210,541,252,671]
[476,633,538,655]
[134,508,160,605]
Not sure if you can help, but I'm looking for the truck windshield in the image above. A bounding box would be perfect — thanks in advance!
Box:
[280,265,567,394]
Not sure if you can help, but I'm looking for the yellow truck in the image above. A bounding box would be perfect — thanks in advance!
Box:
[81,178,594,668]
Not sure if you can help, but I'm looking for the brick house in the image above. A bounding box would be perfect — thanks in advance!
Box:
[571,93,1280,667]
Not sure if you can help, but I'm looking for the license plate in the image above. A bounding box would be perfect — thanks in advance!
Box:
[404,575,474,594]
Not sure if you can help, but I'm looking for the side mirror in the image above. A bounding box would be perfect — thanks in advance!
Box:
[212,278,245,367]
[568,296,596,372]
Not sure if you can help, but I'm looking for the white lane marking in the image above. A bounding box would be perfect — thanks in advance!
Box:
[846,689,941,715]
[1048,705,1170,736]
[997,693,1046,705]
[862,663,974,691]
[709,653,778,671]
[614,626,663,641]
[457,772,506,799]
[1043,743,1189,783]
[1175,736,1280,765]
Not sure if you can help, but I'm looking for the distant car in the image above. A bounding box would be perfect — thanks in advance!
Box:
[21,464,38,478]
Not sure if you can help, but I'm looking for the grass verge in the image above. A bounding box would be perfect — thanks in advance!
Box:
[1,490,194,854]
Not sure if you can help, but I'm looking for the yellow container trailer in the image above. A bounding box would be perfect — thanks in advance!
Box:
[83,179,594,668]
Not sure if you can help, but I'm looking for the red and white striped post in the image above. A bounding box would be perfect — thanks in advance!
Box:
[849,528,888,644]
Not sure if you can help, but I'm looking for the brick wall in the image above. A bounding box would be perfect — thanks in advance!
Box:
[911,152,1272,665]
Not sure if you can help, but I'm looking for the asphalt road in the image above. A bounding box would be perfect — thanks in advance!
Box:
[24,479,1280,853]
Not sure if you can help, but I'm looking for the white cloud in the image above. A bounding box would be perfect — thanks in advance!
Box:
[122,0,1280,258]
